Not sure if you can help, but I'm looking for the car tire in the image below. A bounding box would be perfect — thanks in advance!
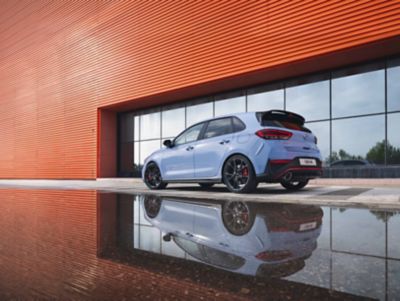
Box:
[198,183,214,188]
[144,162,168,190]
[280,179,309,191]
[143,195,162,218]
[222,155,258,193]
[222,201,255,235]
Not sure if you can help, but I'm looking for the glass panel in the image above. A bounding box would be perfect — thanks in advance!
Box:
[388,58,400,112]
[174,123,204,146]
[388,211,400,259]
[306,121,330,165]
[387,113,400,165]
[118,142,134,175]
[214,95,245,117]
[332,68,385,118]
[162,107,185,138]
[140,112,160,140]
[232,117,246,132]
[247,85,284,112]
[332,208,385,257]
[331,115,384,165]
[133,142,140,176]
[286,79,329,121]
[139,226,161,253]
[203,118,232,139]
[119,113,134,142]
[134,116,140,141]
[186,101,213,127]
[140,140,160,164]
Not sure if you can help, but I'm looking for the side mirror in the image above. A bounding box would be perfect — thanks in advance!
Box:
[163,139,173,148]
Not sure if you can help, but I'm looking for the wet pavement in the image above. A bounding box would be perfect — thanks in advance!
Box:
[0,189,399,300]
[0,179,400,209]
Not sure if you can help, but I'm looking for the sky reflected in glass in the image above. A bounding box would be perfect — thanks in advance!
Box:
[247,89,284,111]
[140,112,160,140]
[186,102,213,127]
[286,80,329,121]
[332,69,385,118]
[388,60,400,112]
[214,96,245,117]
[162,107,185,138]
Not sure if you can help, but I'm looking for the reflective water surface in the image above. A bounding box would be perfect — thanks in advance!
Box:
[0,190,399,300]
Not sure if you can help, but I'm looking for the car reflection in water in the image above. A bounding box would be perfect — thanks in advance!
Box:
[142,195,323,278]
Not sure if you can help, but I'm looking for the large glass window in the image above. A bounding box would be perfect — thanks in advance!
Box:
[186,101,213,127]
[306,121,330,165]
[140,140,160,164]
[388,58,400,112]
[134,116,140,141]
[140,112,160,140]
[332,115,385,164]
[387,113,400,165]
[332,65,385,118]
[286,77,329,121]
[161,107,185,138]
[203,118,232,139]
[120,57,400,177]
[247,84,284,112]
[214,93,245,117]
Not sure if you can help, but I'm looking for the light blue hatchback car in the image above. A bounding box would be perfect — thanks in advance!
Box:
[142,110,322,193]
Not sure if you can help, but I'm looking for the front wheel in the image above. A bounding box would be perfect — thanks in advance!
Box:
[280,179,309,191]
[144,162,167,190]
[222,155,258,193]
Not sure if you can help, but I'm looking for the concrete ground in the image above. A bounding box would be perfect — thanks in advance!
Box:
[0,178,399,210]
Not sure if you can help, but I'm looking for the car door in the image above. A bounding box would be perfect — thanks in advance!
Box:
[161,122,205,180]
[194,117,234,178]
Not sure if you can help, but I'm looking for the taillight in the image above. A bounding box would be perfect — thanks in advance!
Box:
[256,250,292,261]
[256,129,293,140]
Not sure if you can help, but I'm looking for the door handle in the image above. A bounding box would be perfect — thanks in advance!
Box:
[219,139,230,145]
[186,146,194,151]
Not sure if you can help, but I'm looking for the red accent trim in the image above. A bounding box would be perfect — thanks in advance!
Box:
[270,159,291,165]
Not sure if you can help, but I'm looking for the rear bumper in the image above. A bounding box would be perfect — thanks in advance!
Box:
[257,157,322,182]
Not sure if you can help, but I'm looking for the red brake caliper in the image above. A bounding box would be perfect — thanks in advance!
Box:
[242,167,249,177]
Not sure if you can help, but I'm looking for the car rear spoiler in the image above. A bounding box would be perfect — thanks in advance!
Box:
[258,110,306,126]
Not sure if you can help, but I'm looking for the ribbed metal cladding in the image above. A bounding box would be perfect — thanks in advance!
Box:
[0,1,399,178]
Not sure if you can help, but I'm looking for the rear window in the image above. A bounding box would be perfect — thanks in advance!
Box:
[256,111,311,133]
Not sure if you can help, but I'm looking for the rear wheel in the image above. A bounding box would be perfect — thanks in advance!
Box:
[222,155,258,193]
[144,162,167,190]
[222,201,255,235]
[280,179,309,191]
[198,183,214,188]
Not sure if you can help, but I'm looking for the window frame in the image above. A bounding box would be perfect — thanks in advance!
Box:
[200,117,235,140]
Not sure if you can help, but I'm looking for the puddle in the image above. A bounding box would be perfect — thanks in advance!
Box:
[0,189,399,300]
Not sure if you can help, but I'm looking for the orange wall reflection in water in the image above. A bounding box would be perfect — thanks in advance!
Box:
[0,189,242,300]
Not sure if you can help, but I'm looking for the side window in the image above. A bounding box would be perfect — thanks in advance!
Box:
[232,117,246,132]
[174,123,204,146]
[203,118,233,139]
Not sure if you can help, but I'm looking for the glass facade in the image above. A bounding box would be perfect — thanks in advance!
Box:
[119,57,400,177]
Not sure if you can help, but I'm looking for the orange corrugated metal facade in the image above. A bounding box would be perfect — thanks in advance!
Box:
[0,0,399,179]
